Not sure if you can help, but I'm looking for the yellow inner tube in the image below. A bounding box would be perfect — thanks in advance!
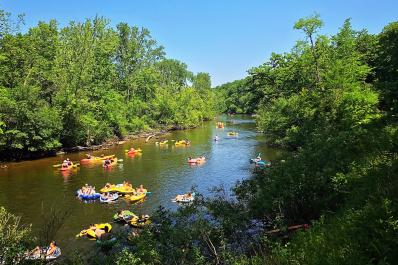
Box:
[125,148,142,153]
[100,185,135,194]
[130,217,151,228]
[127,191,147,202]
[76,223,112,239]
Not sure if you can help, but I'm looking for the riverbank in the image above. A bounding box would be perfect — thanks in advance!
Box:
[0,123,210,164]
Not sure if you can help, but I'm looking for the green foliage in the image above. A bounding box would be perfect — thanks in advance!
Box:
[0,10,216,159]
[0,207,33,265]
[135,15,398,265]
[375,22,398,115]
[0,86,62,156]
[115,249,143,265]
[215,78,260,114]
[193,72,211,90]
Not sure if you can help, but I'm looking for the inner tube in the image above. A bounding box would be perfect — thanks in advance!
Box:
[100,184,135,194]
[127,192,147,202]
[113,210,137,222]
[76,189,100,200]
[103,159,117,168]
[130,216,151,228]
[100,193,119,203]
[173,193,196,203]
[60,164,73,171]
[76,223,112,240]
[252,160,271,167]
[126,148,142,155]
[25,247,61,261]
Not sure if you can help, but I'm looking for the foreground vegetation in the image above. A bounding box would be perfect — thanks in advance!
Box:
[0,10,217,160]
[1,11,397,265]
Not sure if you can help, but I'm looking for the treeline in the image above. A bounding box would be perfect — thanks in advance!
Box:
[214,77,262,114]
[1,12,398,265]
[0,11,217,160]
[105,15,397,264]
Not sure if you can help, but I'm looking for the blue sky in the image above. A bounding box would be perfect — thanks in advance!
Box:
[2,0,398,86]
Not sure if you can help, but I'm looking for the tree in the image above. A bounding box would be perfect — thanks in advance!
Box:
[375,22,398,114]
[294,13,324,85]
[192,72,211,90]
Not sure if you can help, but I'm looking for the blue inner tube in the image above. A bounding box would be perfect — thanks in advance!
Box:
[76,190,100,200]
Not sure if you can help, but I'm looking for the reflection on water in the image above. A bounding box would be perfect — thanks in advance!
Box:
[0,115,283,256]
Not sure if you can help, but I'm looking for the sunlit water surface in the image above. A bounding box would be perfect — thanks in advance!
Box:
[0,116,282,256]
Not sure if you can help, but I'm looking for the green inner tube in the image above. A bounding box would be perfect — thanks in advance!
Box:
[113,210,135,221]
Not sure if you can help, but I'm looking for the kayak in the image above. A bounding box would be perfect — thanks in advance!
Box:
[25,247,61,261]
[76,189,100,200]
[76,223,112,240]
[80,155,115,164]
[53,162,79,168]
[100,193,119,203]
[126,191,147,202]
[113,210,137,222]
[130,216,151,228]
[172,192,196,203]
[100,184,135,194]
[227,132,238,136]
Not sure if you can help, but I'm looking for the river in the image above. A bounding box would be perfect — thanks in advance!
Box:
[0,115,282,257]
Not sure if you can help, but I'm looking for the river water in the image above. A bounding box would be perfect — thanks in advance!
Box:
[0,115,282,257]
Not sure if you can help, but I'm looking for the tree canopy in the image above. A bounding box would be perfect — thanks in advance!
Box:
[0,12,216,160]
